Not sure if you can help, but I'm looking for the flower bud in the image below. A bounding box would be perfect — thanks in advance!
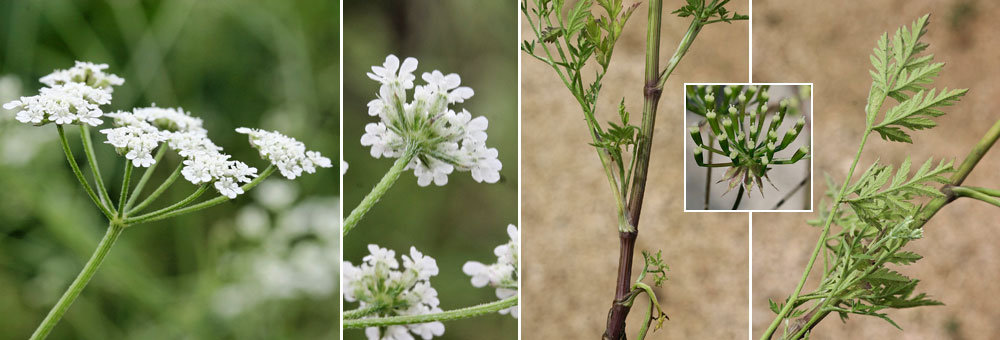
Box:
[704,93,715,103]
[693,146,705,166]
[689,126,703,146]
[761,156,770,166]
[728,105,738,115]
[729,151,739,161]
[780,98,789,110]
[718,133,730,153]
[760,90,769,102]
[723,86,733,96]
[738,93,747,103]
[790,145,809,163]
[706,110,722,135]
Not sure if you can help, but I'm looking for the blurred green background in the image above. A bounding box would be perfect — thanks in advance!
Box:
[342,1,518,339]
[0,0,339,339]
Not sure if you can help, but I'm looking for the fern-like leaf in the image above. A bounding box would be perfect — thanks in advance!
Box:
[873,88,967,143]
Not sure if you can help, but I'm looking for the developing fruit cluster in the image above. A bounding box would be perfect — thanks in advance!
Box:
[686,85,809,195]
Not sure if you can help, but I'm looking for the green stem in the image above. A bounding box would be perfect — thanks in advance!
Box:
[57,126,114,220]
[80,125,115,215]
[761,129,871,340]
[128,163,182,215]
[124,146,167,212]
[30,222,124,340]
[950,186,1000,208]
[342,144,417,236]
[731,185,744,210]
[117,161,133,215]
[915,118,1000,224]
[342,297,517,329]
[965,186,1000,197]
[125,165,276,225]
[704,133,714,209]
[130,184,209,223]
[343,304,383,320]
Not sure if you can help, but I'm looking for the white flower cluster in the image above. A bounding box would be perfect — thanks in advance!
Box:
[361,55,502,187]
[344,244,445,340]
[103,106,257,198]
[463,224,519,318]
[3,61,122,127]
[236,128,332,180]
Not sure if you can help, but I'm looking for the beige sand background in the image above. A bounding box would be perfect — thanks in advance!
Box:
[752,0,1000,338]
[521,1,750,338]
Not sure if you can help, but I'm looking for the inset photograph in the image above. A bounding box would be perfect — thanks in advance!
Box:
[684,84,812,211]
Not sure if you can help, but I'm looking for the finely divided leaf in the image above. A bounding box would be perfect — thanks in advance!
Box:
[874,87,967,143]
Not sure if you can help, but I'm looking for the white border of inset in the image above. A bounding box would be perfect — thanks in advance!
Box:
[682,82,814,213]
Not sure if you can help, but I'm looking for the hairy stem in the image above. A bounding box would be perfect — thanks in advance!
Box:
[342,296,517,329]
[343,304,384,320]
[342,143,418,236]
[30,222,124,340]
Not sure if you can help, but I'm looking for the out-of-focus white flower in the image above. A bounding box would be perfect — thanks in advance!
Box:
[344,244,446,340]
[236,127,332,179]
[253,179,299,211]
[362,54,502,187]
[462,224,519,318]
[213,197,340,318]
[342,160,349,175]
[39,61,124,93]
[4,82,111,126]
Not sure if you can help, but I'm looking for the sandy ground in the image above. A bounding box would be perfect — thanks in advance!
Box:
[752,0,1000,338]
[521,1,751,338]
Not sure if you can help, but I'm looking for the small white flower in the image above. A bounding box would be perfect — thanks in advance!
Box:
[462,224,519,319]
[362,55,502,187]
[236,127,332,179]
[39,61,124,93]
